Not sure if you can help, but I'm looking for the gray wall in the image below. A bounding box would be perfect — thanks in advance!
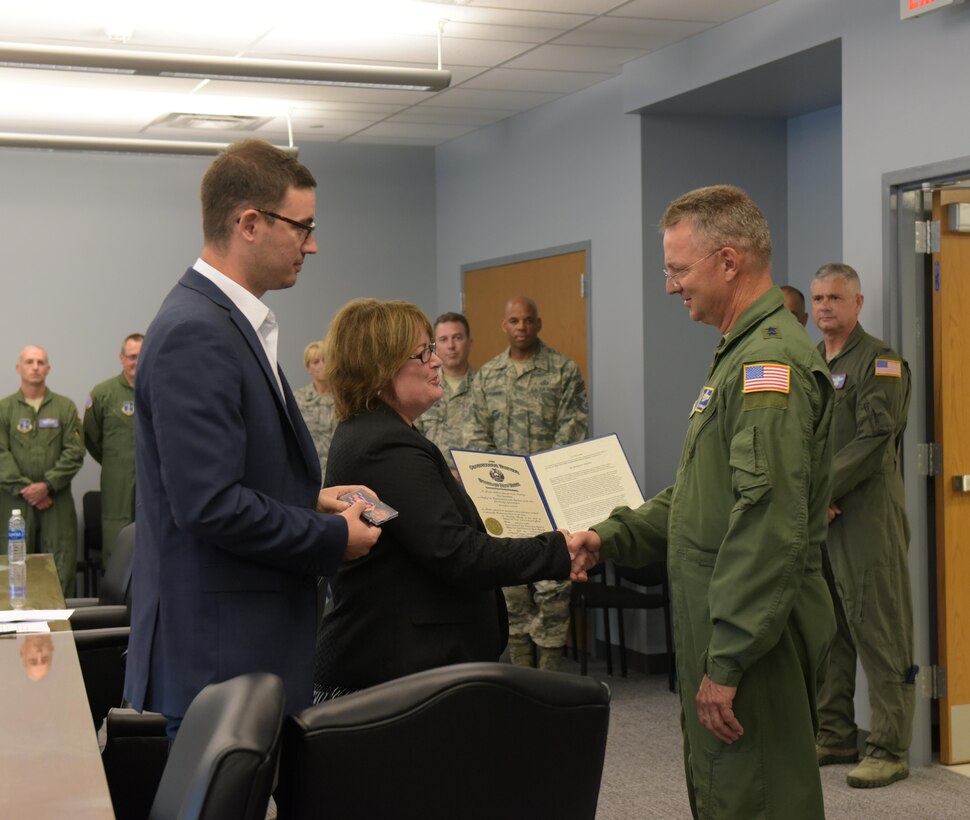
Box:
[787,104,843,344]
[641,114,789,493]
[0,141,436,502]
[436,76,646,481]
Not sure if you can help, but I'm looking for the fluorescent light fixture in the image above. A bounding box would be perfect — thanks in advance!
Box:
[0,42,450,91]
[0,132,298,156]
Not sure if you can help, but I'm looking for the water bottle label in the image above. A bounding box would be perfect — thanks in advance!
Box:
[8,528,25,541]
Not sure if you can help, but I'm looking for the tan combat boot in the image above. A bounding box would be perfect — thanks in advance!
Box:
[846,756,909,788]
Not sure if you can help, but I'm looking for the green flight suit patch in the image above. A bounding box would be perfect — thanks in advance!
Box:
[743,391,789,411]
[761,326,782,339]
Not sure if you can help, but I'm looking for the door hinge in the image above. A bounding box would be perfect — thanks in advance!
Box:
[915,220,941,254]
[918,665,946,700]
[917,442,943,476]
[580,272,588,299]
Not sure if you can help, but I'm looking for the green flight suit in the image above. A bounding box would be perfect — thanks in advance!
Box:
[591,289,836,820]
[293,385,337,482]
[465,341,588,653]
[0,389,85,595]
[414,367,476,469]
[815,323,914,761]
[84,373,136,565]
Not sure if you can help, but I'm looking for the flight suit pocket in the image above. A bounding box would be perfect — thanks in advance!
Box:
[728,426,771,508]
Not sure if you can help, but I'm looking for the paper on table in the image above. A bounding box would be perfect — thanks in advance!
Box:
[0,621,51,634]
[0,609,74,623]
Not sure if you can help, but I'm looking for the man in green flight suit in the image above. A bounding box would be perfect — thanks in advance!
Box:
[415,312,476,474]
[811,263,914,788]
[0,345,85,595]
[464,296,588,671]
[84,333,143,566]
[567,186,836,819]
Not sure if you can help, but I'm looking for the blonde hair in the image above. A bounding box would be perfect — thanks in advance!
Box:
[660,184,772,267]
[302,339,325,368]
[325,299,433,420]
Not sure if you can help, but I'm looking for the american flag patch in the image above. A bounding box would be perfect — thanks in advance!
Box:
[874,358,902,378]
[743,363,790,394]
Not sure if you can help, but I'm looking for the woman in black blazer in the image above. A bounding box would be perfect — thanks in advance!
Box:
[313,299,573,700]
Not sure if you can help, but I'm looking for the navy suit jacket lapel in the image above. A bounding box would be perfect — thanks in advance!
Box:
[179,269,320,480]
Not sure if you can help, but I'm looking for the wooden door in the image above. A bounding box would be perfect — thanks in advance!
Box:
[463,249,588,387]
[932,187,970,763]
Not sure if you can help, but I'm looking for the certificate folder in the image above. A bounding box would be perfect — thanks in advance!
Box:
[451,434,644,539]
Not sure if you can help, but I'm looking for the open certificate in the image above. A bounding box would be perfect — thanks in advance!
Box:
[451,434,644,538]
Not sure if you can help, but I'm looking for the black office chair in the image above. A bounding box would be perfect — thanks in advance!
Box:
[149,672,286,820]
[68,522,135,630]
[570,561,676,690]
[102,708,170,820]
[74,626,129,729]
[275,661,611,820]
[78,490,103,597]
[614,562,676,692]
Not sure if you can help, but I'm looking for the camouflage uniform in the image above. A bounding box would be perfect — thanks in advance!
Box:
[293,385,337,481]
[84,372,136,565]
[815,323,914,761]
[464,340,588,668]
[0,389,85,595]
[592,289,836,819]
[415,367,476,469]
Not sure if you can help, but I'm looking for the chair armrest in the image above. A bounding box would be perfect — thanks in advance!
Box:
[65,597,99,608]
[70,605,130,630]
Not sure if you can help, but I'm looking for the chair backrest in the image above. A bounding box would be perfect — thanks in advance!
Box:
[74,626,130,729]
[99,522,135,607]
[82,490,102,558]
[276,662,611,820]
[150,672,286,820]
[614,561,668,594]
[102,708,170,820]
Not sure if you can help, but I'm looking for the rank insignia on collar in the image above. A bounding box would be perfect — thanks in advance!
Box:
[17,418,32,433]
[121,401,135,416]
[832,373,847,390]
[690,386,714,416]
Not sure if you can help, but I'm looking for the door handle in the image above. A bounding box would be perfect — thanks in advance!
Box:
[954,475,970,493]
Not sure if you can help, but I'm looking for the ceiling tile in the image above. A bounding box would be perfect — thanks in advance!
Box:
[611,0,779,23]
[503,43,650,73]
[459,67,612,94]
[554,16,713,49]
[425,86,563,111]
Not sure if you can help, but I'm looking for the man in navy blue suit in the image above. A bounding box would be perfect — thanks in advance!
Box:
[124,139,380,738]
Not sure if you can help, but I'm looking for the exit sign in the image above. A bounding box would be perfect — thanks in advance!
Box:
[901,0,963,19]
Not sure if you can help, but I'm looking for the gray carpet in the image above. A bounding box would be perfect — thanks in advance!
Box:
[563,658,970,819]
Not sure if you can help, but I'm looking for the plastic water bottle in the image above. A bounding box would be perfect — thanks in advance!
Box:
[8,509,26,608]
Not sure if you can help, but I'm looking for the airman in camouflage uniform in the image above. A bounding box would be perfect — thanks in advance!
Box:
[84,333,142,565]
[294,340,337,480]
[415,312,476,470]
[464,297,588,671]
[0,346,85,595]
[568,187,836,819]
[811,264,914,789]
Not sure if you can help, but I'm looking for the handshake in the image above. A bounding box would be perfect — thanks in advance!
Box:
[559,529,602,582]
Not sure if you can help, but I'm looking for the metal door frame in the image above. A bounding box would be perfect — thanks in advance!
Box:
[883,153,970,767]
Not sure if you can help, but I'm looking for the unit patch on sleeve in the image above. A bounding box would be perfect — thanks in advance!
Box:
[874,358,902,378]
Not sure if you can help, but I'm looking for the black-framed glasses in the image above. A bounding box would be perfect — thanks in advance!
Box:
[255,208,316,241]
[663,247,723,282]
[408,342,437,364]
